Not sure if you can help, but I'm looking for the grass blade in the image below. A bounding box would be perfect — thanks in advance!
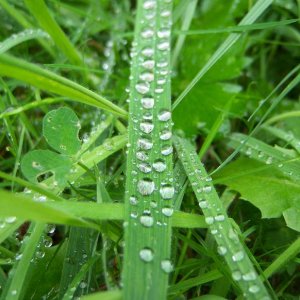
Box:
[172,0,273,109]
[122,1,174,299]
[174,136,271,299]
[24,0,83,65]
[0,54,127,118]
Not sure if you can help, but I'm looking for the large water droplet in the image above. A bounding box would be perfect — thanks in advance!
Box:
[217,246,227,256]
[205,216,214,225]
[142,60,155,70]
[203,186,212,193]
[160,184,175,199]
[139,248,154,262]
[143,1,156,10]
[249,285,260,294]
[198,200,208,209]
[141,97,154,109]
[138,179,155,195]
[140,72,154,82]
[138,162,152,173]
[141,48,154,57]
[232,270,242,281]
[161,260,173,273]
[215,214,225,222]
[140,215,154,227]
[232,251,244,262]
[162,207,174,217]
[141,29,154,39]
[157,29,171,39]
[135,82,150,94]
[161,145,173,156]
[136,151,149,161]
[160,130,172,140]
[153,160,166,172]
[157,42,170,51]
[137,138,153,150]
[140,121,154,133]
[130,196,138,205]
[243,271,257,281]
[158,110,171,122]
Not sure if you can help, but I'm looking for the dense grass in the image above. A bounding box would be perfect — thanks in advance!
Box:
[0,0,300,299]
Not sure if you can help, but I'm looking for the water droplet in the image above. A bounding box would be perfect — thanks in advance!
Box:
[135,82,150,94]
[5,216,16,224]
[160,130,172,140]
[141,97,154,109]
[243,271,257,281]
[160,10,171,17]
[153,160,166,172]
[130,196,138,205]
[139,248,154,262]
[161,145,173,156]
[161,260,173,273]
[142,48,154,57]
[142,60,155,70]
[143,1,156,10]
[203,186,212,193]
[140,122,154,133]
[232,270,242,281]
[215,214,225,222]
[232,251,244,262]
[157,29,171,38]
[266,157,273,165]
[160,184,175,199]
[80,281,87,289]
[140,214,154,227]
[141,29,154,39]
[217,246,227,256]
[199,200,208,209]
[137,138,153,150]
[157,42,170,51]
[140,72,154,82]
[162,207,174,217]
[11,290,17,296]
[15,253,23,261]
[158,110,171,122]
[136,151,149,161]
[205,216,214,225]
[138,162,152,173]
[249,285,260,293]
[138,179,155,195]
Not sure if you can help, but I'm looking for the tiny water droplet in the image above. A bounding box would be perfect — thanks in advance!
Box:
[205,216,214,225]
[232,251,244,262]
[243,271,257,281]
[161,260,173,273]
[130,196,138,205]
[232,270,242,281]
[217,246,227,256]
[249,285,260,294]
[162,207,174,217]
[199,200,208,209]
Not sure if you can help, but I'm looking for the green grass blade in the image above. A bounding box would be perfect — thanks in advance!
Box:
[122,1,174,299]
[81,290,122,300]
[172,0,273,110]
[1,223,45,300]
[24,0,83,65]
[0,54,128,118]
[0,29,50,54]
[174,137,271,299]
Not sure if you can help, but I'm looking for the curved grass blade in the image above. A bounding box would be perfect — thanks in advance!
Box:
[123,1,174,299]
[0,29,50,54]
[24,0,82,66]
[172,0,273,110]
[174,136,271,299]
[0,54,127,118]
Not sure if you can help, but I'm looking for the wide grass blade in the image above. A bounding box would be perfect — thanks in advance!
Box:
[122,1,174,299]
[174,137,271,299]
[172,0,273,109]
[0,54,127,118]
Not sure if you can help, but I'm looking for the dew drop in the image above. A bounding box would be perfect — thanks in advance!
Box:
[129,196,138,205]
[140,122,154,134]
[137,138,153,150]
[161,145,173,156]
[160,184,175,199]
[205,216,214,225]
[139,248,154,262]
[162,207,174,217]
[135,82,150,94]
[232,251,244,262]
[199,200,208,209]
[157,42,170,51]
[157,29,171,38]
[138,162,152,173]
[138,179,155,195]
[142,60,155,70]
[5,216,16,224]
[203,186,212,193]
[215,214,225,222]
[160,130,172,140]
[249,285,260,294]
[143,1,156,10]
[141,97,154,109]
[243,271,257,281]
[266,156,273,165]
[161,260,173,273]
[160,10,171,17]
[140,215,154,227]
[141,29,154,39]
[232,270,242,281]
[217,246,227,256]
[158,110,171,122]
[140,72,154,82]
[136,151,149,161]
[141,48,154,57]
[153,160,167,172]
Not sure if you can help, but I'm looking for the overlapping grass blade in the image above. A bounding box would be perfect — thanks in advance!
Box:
[172,0,273,109]
[174,137,271,299]
[0,54,127,118]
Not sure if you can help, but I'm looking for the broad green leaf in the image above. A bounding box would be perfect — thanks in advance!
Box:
[214,158,300,221]
[21,150,72,187]
[0,54,127,118]
[43,107,81,155]
[283,208,300,232]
